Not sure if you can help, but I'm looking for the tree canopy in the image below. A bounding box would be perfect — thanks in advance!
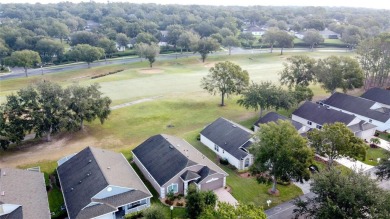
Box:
[303,29,324,50]
[6,49,41,77]
[250,120,313,194]
[191,37,220,62]
[66,44,104,67]
[307,122,367,167]
[279,55,317,88]
[294,168,390,219]
[200,202,267,219]
[201,61,249,106]
[315,56,364,94]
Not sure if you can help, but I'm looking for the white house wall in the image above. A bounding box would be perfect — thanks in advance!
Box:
[200,135,241,169]
[291,115,320,129]
[326,105,390,132]
[355,128,377,140]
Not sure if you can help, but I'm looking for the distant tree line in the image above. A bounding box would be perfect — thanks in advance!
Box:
[0,3,390,71]
[0,81,111,150]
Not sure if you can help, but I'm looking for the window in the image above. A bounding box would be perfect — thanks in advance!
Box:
[307,121,312,125]
[127,199,147,209]
[316,125,322,129]
[214,144,219,152]
[244,158,250,167]
[369,119,372,123]
[167,184,178,193]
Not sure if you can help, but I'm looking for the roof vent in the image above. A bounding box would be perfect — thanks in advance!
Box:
[2,171,5,176]
[88,160,92,163]
[169,145,174,149]
[224,142,227,145]
[232,125,237,128]
[71,188,74,191]
[87,173,91,176]
[1,191,4,196]
[107,167,111,169]
[79,180,82,184]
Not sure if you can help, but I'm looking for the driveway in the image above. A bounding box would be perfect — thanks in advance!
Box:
[372,137,390,151]
[214,188,238,206]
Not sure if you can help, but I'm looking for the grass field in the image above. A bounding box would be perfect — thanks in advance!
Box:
[360,147,389,166]
[0,51,356,218]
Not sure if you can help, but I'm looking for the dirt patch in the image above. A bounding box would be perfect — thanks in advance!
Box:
[203,62,216,68]
[239,172,254,178]
[0,128,124,168]
[138,68,164,74]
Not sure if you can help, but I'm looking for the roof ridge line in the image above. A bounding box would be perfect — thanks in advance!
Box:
[88,147,110,186]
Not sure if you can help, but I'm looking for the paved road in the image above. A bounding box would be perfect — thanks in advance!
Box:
[0,48,350,80]
[265,192,315,219]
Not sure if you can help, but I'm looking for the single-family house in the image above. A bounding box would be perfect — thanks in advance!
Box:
[57,147,152,219]
[292,101,377,140]
[322,92,390,132]
[361,87,390,108]
[0,168,50,219]
[132,134,227,199]
[319,29,340,39]
[243,26,267,36]
[254,112,308,134]
[200,117,254,170]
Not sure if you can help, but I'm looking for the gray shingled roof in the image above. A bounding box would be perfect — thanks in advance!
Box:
[293,101,356,125]
[255,112,304,130]
[200,117,253,160]
[180,171,201,181]
[57,147,151,219]
[0,168,50,219]
[0,205,23,219]
[361,87,390,105]
[348,120,377,133]
[323,92,390,122]
[196,166,217,183]
[132,134,227,186]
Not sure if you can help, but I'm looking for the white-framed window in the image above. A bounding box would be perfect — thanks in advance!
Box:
[244,158,250,167]
[214,144,219,152]
[307,121,312,125]
[167,183,178,193]
[316,125,322,129]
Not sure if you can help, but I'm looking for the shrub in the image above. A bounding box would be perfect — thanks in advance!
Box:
[143,205,166,219]
[256,175,272,185]
[196,134,201,141]
[167,191,175,201]
[165,199,173,205]
[124,211,143,219]
[176,202,184,207]
[219,158,229,165]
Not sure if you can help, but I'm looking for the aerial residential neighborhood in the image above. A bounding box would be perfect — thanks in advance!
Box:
[0,1,390,219]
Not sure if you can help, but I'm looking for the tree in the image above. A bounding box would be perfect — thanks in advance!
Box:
[279,55,317,88]
[307,123,367,167]
[201,61,249,106]
[116,33,130,51]
[35,38,64,64]
[250,120,313,194]
[166,24,184,49]
[294,168,390,219]
[222,36,240,55]
[6,50,41,77]
[275,30,294,55]
[376,150,390,180]
[357,33,390,89]
[304,19,325,31]
[70,31,99,46]
[262,27,279,53]
[67,44,104,68]
[186,184,217,219]
[238,32,255,49]
[191,37,219,63]
[303,29,324,50]
[0,40,10,69]
[177,31,200,53]
[135,43,160,68]
[136,32,158,45]
[65,84,111,130]
[341,25,365,49]
[200,202,266,219]
[316,56,364,94]
[97,37,117,59]
[48,20,70,43]
[237,81,295,117]
[142,205,166,219]
[292,85,314,103]
[29,81,67,142]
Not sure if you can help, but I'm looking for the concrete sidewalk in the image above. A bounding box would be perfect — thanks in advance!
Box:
[372,137,390,151]
[335,157,374,172]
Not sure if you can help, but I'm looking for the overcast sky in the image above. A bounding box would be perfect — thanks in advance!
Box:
[1,0,390,10]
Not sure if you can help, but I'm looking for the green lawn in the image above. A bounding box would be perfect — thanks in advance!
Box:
[376,132,390,141]
[184,129,303,209]
[360,147,389,166]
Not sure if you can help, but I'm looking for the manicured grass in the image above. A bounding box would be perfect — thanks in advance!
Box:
[360,147,388,166]
[184,130,303,209]
[376,132,390,141]
[19,160,66,218]
[324,39,344,45]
